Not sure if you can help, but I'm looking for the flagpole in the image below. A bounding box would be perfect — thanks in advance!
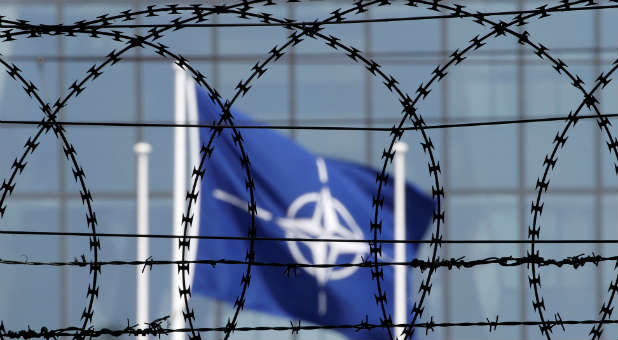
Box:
[185,77,202,291]
[172,64,187,340]
[134,142,152,340]
[393,142,408,340]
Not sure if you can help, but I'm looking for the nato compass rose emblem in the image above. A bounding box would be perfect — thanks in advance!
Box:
[212,158,369,315]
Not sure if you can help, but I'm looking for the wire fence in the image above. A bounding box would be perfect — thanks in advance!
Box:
[0,1,616,339]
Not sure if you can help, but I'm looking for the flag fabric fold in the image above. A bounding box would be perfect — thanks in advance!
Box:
[192,83,433,339]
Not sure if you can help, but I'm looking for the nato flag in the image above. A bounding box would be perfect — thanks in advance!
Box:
[192,84,434,339]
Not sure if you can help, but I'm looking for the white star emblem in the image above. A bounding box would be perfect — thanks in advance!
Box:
[212,157,369,315]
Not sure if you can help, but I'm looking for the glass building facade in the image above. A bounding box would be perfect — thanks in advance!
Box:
[0,0,615,339]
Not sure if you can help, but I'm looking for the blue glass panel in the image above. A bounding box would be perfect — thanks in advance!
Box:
[296,129,365,164]
[63,4,131,57]
[63,61,136,123]
[0,199,60,329]
[297,63,363,122]
[62,126,135,193]
[0,125,59,193]
[525,120,595,189]
[524,5,594,51]
[9,5,56,57]
[371,64,442,122]
[447,194,522,339]
[449,124,517,189]
[66,199,136,327]
[523,193,598,339]
[371,4,441,53]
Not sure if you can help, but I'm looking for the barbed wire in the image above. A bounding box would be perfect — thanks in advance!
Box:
[5,314,618,339]
[1,3,616,29]
[3,228,618,244]
[0,0,616,339]
[6,46,617,65]
[0,112,617,131]
[1,252,617,273]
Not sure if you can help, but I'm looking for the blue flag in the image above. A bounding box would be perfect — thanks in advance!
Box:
[192,84,433,339]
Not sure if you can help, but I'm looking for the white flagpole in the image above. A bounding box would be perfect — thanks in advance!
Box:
[393,142,408,340]
[185,78,202,288]
[171,64,187,340]
[135,142,152,340]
